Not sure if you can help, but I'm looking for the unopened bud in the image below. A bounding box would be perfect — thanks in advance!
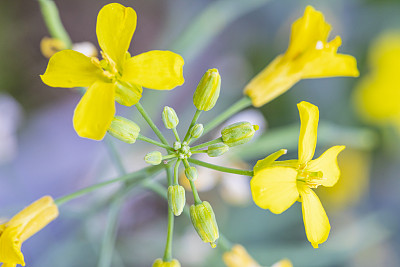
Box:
[207,143,229,157]
[152,258,181,267]
[190,124,204,139]
[167,185,186,216]
[162,106,179,129]
[193,69,221,111]
[185,167,198,181]
[221,122,258,147]
[173,141,181,150]
[108,116,140,144]
[190,201,219,248]
[145,151,162,165]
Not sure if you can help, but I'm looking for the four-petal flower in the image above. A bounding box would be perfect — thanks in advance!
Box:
[41,3,184,140]
[250,101,345,248]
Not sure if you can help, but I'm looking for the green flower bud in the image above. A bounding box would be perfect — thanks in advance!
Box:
[167,185,186,216]
[152,258,181,267]
[190,201,219,248]
[185,167,198,181]
[193,69,221,111]
[207,143,229,157]
[162,106,179,129]
[108,116,140,144]
[114,82,142,106]
[145,151,162,165]
[173,141,181,150]
[190,124,204,139]
[221,122,259,147]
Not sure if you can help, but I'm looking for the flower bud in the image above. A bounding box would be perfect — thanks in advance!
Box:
[193,69,221,111]
[190,201,219,248]
[162,106,179,129]
[173,141,181,150]
[108,116,140,144]
[221,122,258,147]
[207,143,229,157]
[167,185,186,216]
[145,151,162,165]
[190,124,204,139]
[152,258,181,267]
[185,167,198,181]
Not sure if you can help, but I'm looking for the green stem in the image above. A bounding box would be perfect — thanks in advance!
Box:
[190,137,223,151]
[174,160,181,185]
[191,150,208,154]
[54,165,163,206]
[37,0,72,47]
[136,102,169,145]
[138,134,174,151]
[104,136,126,176]
[163,167,174,262]
[172,128,181,142]
[182,159,202,205]
[183,109,202,142]
[188,158,253,176]
[203,96,252,136]
[163,154,177,160]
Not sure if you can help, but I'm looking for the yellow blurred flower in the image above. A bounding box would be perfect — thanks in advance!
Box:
[317,149,371,212]
[41,3,184,140]
[244,6,359,107]
[222,244,293,267]
[251,101,345,248]
[40,37,98,58]
[0,196,59,267]
[223,244,261,267]
[353,31,400,133]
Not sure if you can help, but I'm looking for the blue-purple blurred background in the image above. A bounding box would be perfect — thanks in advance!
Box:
[1,0,400,266]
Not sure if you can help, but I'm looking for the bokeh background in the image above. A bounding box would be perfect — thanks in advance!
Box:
[1,0,400,266]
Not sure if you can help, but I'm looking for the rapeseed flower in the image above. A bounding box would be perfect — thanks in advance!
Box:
[353,31,400,134]
[0,196,59,267]
[41,3,184,140]
[251,101,345,248]
[244,6,359,107]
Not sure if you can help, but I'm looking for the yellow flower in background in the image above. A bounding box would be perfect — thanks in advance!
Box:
[353,31,400,133]
[41,3,184,140]
[0,196,59,267]
[244,6,359,107]
[222,244,293,267]
[222,244,261,267]
[317,149,371,212]
[251,101,345,248]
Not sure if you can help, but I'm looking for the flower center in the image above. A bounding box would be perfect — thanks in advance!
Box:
[173,141,192,159]
[296,168,324,188]
[91,51,121,82]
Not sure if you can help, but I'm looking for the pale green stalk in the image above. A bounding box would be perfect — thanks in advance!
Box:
[138,134,174,151]
[183,109,202,142]
[190,137,223,150]
[188,158,253,176]
[136,102,169,145]
[163,167,175,262]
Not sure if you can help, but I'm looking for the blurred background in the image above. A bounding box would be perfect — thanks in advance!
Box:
[0,0,400,266]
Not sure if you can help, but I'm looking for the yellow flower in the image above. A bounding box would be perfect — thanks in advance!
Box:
[250,101,345,248]
[0,196,59,267]
[244,6,359,107]
[222,244,261,267]
[271,259,293,267]
[41,3,184,140]
[353,31,400,134]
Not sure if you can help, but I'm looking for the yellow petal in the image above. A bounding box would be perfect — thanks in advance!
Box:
[297,101,319,164]
[243,55,302,107]
[299,185,330,248]
[41,50,105,88]
[96,3,137,68]
[222,244,261,267]
[253,149,287,175]
[250,166,299,214]
[73,81,115,140]
[0,227,24,265]
[122,50,185,90]
[307,145,345,187]
[285,6,331,59]
[300,36,359,78]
